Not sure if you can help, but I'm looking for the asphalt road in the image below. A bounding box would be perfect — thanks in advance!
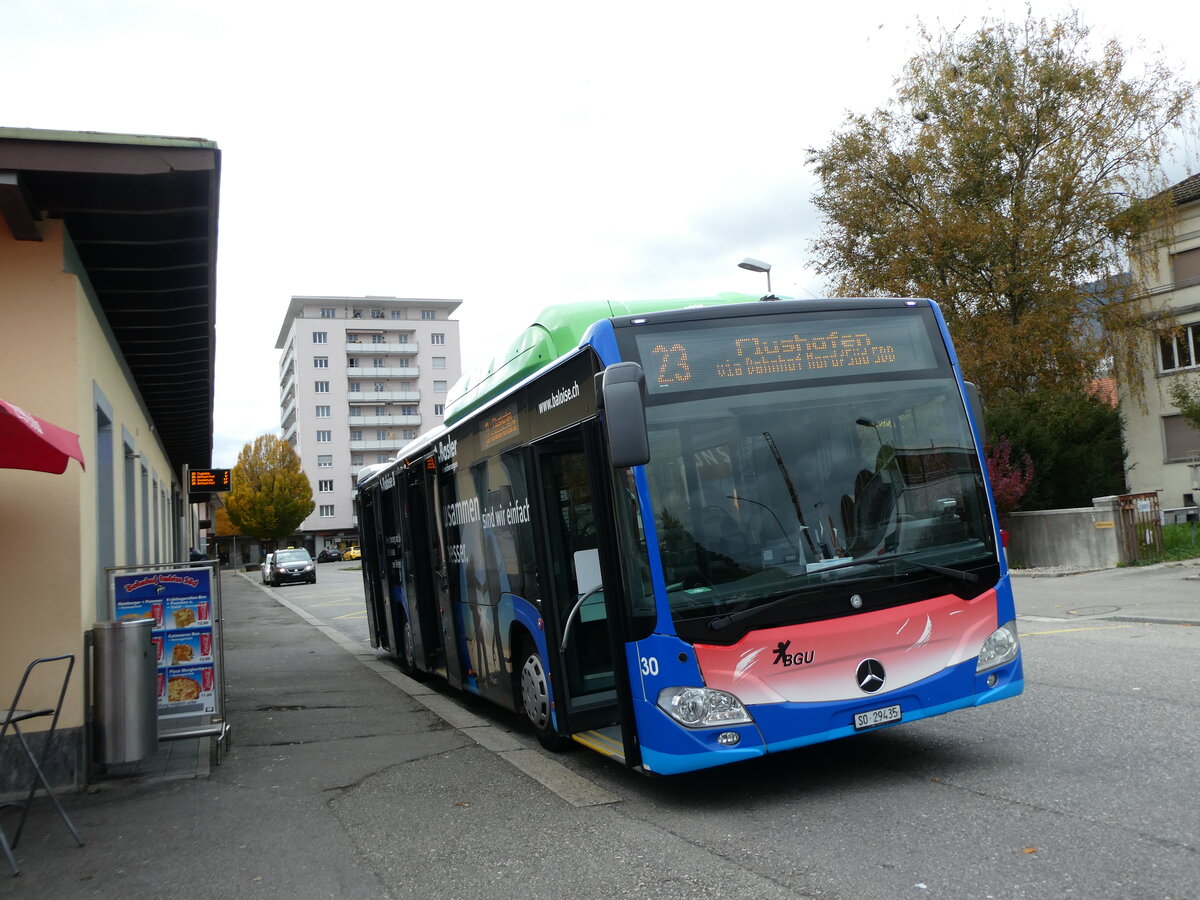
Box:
[263,563,1199,899]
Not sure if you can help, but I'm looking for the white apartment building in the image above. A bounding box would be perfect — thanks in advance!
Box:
[275,296,462,549]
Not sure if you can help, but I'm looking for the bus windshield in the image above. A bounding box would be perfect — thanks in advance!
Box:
[629,309,997,639]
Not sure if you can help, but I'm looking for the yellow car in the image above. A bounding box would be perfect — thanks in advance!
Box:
[343,546,362,561]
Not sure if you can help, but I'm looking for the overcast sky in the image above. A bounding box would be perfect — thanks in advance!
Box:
[3,1,1196,466]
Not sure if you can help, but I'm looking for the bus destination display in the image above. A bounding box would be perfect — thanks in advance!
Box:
[635,313,939,394]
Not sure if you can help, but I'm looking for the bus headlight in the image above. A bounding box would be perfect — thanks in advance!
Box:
[657,687,753,728]
[976,620,1019,673]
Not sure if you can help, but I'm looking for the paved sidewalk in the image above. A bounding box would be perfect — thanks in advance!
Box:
[1010,559,1200,625]
[3,570,463,896]
[1,572,798,900]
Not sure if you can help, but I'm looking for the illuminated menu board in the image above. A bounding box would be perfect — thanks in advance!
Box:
[633,312,940,395]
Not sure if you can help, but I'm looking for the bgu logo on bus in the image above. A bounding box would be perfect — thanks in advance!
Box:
[773,640,815,667]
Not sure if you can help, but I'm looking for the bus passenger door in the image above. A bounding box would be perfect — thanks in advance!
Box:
[533,425,632,754]
[405,459,461,687]
[359,486,391,649]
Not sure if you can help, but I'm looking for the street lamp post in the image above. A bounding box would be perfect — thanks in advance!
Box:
[738,257,772,295]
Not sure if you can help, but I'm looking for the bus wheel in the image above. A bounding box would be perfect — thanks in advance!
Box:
[517,638,567,751]
[399,617,422,678]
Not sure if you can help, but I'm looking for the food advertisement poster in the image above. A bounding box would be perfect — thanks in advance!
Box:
[113,567,219,721]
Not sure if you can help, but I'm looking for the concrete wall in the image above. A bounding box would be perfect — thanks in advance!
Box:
[1006,496,1121,570]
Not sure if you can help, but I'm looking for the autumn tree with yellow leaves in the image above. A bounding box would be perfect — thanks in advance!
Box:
[223,435,315,546]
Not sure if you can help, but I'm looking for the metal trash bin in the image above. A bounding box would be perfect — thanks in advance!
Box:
[92,618,158,764]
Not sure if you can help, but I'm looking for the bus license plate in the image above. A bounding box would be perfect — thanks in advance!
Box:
[854,704,902,730]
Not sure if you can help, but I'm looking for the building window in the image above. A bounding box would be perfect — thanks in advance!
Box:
[432,357,446,369]
[316,430,332,442]
[397,358,410,368]
[434,380,447,392]
[435,404,445,416]
[314,356,329,368]
[431,333,446,345]
[371,309,384,319]
[377,454,389,463]
[321,308,335,318]
[1163,414,1200,462]
[1172,248,1200,285]
[348,358,359,367]
[319,505,335,517]
[397,334,409,344]
[391,310,403,319]
[313,332,328,344]
[374,382,386,392]
[1160,323,1199,373]
[315,405,330,417]
[421,309,436,320]
[352,308,364,319]
[318,479,334,492]
[352,455,363,466]
[373,358,385,368]
[402,429,416,440]
[315,381,330,393]
[351,430,363,441]
[401,381,415,391]
[372,334,385,343]
[376,430,388,441]
[348,333,362,343]
[349,382,361,392]
[401,405,417,416]
[375,406,386,416]
[318,455,333,467]
[350,407,362,417]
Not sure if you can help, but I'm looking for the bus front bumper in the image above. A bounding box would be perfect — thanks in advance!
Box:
[636,653,1023,776]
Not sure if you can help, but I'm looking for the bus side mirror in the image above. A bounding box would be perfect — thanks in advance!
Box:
[597,362,650,468]
[964,381,986,448]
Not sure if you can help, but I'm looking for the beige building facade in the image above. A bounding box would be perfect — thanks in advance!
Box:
[1121,174,1200,514]
[0,129,220,790]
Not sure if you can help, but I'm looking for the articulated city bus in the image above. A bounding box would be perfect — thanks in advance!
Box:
[355,295,1023,775]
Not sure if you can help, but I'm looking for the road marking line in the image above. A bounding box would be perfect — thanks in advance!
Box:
[1021,624,1137,636]
[332,611,368,620]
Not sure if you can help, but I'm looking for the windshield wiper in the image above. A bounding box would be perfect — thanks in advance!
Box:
[810,551,979,585]
[706,551,978,632]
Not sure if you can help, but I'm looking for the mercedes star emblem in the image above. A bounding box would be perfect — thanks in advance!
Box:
[856,658,886,694]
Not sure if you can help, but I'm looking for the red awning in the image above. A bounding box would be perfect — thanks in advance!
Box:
[0,399,85,474]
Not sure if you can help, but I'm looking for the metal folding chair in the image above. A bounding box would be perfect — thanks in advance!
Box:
[1,654,85,876]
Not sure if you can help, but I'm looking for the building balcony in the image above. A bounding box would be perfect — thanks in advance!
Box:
[346,365,420,379]
[348,391,421,403]
[350,440,407,451]
[345,341,418,354]
[349,415,422,427]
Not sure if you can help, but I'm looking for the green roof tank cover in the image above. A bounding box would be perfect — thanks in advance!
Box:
[444,293,760,424]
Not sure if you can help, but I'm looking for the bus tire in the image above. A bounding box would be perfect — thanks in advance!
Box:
[398,616,426,680]
[516,636,568,752]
